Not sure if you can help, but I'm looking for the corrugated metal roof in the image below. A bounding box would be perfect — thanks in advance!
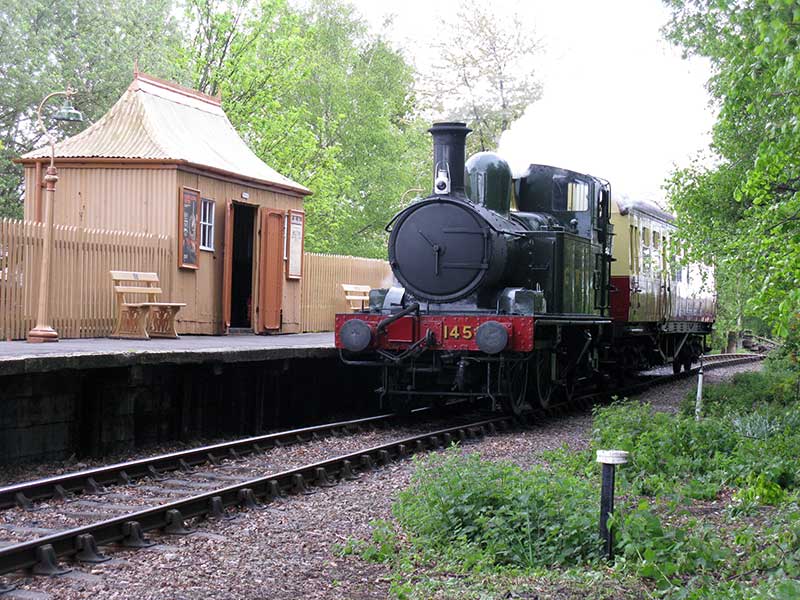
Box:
[21,73,310,195]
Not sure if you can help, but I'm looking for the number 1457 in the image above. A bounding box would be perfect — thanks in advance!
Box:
[443,325,474,340]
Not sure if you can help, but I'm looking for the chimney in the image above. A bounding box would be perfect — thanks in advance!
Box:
[428,122,471,197]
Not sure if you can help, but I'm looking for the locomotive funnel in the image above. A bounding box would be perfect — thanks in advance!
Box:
[429,122,471,197]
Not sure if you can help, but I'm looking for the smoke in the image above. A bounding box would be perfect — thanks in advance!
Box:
[381,273,399,289]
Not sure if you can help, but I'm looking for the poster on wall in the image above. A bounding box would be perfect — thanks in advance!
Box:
[286,209,304,279]
[179,187,201,269]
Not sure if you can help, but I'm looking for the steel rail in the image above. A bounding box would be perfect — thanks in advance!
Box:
[618,353,765,399]
[534,353,766,418]
[0,416,511,577]
[0,412,405,511]
[0,353,765,578]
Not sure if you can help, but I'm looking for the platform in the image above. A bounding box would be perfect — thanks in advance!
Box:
[0,333,335,376]
[0,332,379,464]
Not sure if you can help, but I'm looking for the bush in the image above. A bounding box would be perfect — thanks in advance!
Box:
[593,402,738,497]
[614,502,731,588]
[393,448,601,569]
[680,363,800,418]
[595,382,800,499]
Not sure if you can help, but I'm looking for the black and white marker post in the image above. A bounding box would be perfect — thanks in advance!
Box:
[596,449,629,560]
[695,355,705,420]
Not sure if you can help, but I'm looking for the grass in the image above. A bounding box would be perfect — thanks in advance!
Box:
[339,356,800,599]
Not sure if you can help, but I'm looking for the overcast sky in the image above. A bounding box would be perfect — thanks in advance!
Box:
[350,0,715,203]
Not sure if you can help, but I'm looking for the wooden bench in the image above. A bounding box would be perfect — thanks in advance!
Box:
[110,271,186,339]
[341,284,371,312]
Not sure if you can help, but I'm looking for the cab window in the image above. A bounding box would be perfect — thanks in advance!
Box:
[553,177,590,211]
[567,181,589,211]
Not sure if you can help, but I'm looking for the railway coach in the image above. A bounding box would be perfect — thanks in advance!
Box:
[335,122,715,414]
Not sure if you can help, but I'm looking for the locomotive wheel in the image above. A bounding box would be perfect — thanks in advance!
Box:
[533,352,554,409]
[672,359,682,375]
[560,376,577,404]
[502,360,530,416]
[682,356,693,372]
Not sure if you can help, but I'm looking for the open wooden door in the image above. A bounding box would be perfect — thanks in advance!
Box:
[258,208,285,331]
[222,199,234,333]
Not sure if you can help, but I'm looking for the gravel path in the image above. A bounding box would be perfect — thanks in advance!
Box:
[2,362,762,600]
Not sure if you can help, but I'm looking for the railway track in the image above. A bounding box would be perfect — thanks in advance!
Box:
[614,352,765,400]
[0,352,763,589]
[0,416,511,584]
[0,412,403,511]
[528,352,766,419]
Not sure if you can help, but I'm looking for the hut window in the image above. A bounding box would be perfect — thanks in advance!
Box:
[200,198,215,251]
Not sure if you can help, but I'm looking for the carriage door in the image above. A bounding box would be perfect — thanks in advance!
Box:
[257,208,285,331]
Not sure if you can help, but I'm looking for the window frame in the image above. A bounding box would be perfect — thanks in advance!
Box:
[566,181,589,211]
[200,197,216,252]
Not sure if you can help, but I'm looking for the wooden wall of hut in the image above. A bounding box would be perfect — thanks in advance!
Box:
[23,163,305,336]
[24,164,176,235]
[176,170,304,335]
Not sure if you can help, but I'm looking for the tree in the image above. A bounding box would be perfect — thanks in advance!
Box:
[424,0,542,154]
[179,0,429,257]
[663,0,800,336]
[1,0,429,257]
[0,0,184,217]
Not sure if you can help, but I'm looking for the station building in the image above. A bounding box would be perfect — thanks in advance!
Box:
[18,71,311,335]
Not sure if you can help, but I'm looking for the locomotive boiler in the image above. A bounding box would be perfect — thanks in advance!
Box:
[335,122,713,414]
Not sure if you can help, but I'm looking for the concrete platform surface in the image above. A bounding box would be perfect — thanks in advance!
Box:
[0,333,335,376]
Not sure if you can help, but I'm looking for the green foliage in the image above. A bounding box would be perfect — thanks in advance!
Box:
[614,502,731,589]
[680,359,800,417]
[177,0,429,257]
[393,448,601,569]
[336,519,401,563]
[370,369,800,598]
[732,473,786,507]
[1,0,428,257]
[596,359,800,503]
[594,402,737,497]
[663,0,800,336]
[0,0,184,218]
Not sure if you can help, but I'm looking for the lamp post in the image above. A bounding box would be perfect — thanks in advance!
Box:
[26,88,83,343]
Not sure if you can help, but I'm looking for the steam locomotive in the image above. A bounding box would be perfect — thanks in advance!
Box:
[335,123,715,414]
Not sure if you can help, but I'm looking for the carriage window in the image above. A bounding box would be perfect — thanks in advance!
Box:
[641,227,652,274]
[567,181,589,211]
[631,225,639,273]
[652,232,661,270]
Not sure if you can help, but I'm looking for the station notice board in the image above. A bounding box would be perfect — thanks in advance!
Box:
[179,186,201,269]
[286,209,304,279]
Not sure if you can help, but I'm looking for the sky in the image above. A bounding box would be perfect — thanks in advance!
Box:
[350,0,715,203]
